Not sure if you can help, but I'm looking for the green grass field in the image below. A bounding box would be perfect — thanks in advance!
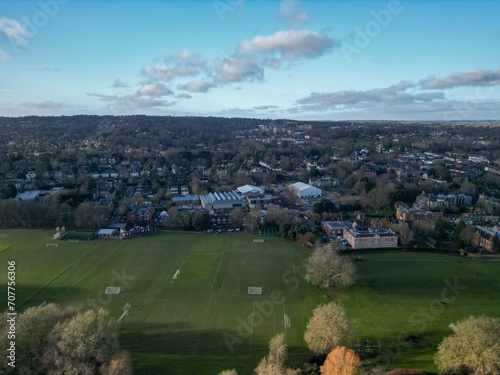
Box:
[0,230,499,374]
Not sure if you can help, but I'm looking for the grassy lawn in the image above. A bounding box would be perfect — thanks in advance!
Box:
[0,230,498,374]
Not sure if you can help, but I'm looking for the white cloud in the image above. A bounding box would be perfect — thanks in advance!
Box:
[35,66,62,72]
[111,78,129,88]
[0,18,28,47]
[214,56,263,83]
[239,29,336,59]
[179,80,215,93]
[137,81,172,96]
[277,0,309,27]
[23,101,67,109]
[88,92,176,111]
[171,49,203,62]
[295,82,445,112]
[253,105,278,110]
[138,29,335,91]
[0,49,9,61]
[421,69,500,89]
[141,64,200,81]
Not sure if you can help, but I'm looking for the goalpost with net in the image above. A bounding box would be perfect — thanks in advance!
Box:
[117,303,132,323]
[248,287,262,295]
[261,226,278,239]
[284,314,291,328]
[105,287,121,295]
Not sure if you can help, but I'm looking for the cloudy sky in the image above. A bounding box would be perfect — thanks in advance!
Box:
[1,0,500,120]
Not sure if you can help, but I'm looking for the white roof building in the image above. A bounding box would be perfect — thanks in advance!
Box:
[289,182,322,198]
[200,190,247,210]
[237,185,265,195]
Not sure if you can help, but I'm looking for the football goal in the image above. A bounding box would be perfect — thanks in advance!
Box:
[248,287,262,295]
[46,243,58,247]
[284,314,291,328]
[105,287,121,294]
[117,303,132,323]
[253,239,264,243]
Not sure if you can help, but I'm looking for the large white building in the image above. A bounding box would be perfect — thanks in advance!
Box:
[200,190,246,210]
[289,182,322,198]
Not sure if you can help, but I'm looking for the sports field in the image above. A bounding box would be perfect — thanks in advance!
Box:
[0,230,499,374]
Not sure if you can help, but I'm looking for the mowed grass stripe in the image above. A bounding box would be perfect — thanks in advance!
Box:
[2,231,499,374]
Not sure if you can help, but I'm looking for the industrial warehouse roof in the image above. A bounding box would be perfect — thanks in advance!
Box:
[200,190,245,204]
[237,185,265,194]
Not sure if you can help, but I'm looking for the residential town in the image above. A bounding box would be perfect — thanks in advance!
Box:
[0,116,498,254]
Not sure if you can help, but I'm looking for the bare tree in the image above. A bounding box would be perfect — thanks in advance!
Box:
[164,207,185,229]
[306,245,356,289]
[255,357,285,375]
[246,210,262,232]
[391,222,414,248]
[219,370,238,375]
[279,187,299,206]
[99,351,133,375]
[0,305,125,375]
[117,199,130,216]
[412,219,434,239]
[255,333,288,375]
[0,303,76,373]
[366,181,394,213]
[229,207,246,226]
[268,333,287,364]
[74,202,108,229]
[48,309,120,374]
[304,302,354,356]
[435,315,500,375]
[460,226,476,248]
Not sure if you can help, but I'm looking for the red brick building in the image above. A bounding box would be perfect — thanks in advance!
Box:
[343,226,398,249]
[474,226,499,251]
[395,202,442,223]
[322,221,348,237]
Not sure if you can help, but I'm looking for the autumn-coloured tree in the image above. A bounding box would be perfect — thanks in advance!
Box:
[379,217,390,228]
[320,346,361,375]
[297,232,316,247]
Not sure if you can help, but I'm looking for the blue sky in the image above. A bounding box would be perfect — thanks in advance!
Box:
[1,0,500,120]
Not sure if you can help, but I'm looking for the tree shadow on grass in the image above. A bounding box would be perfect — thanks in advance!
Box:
[121,322,263,375]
